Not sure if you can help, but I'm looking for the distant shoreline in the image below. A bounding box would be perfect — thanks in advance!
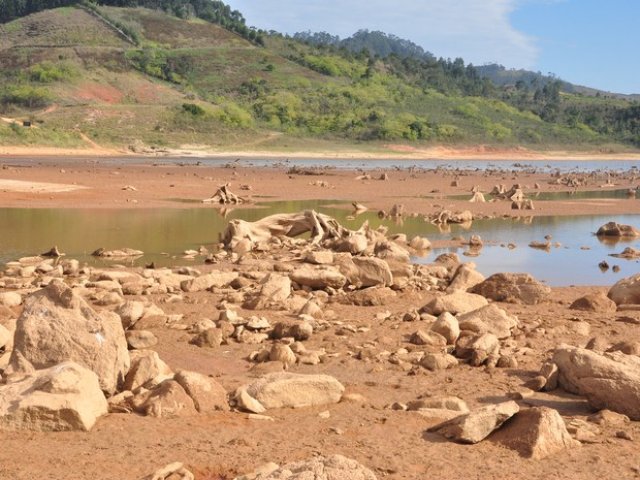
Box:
[1,144,639,161]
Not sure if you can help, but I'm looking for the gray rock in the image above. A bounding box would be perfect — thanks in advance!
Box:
[0,362,108,431]
[8,282,129,395]
[432,401,519,444]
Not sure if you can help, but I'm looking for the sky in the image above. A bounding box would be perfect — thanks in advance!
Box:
[224,0,640,94]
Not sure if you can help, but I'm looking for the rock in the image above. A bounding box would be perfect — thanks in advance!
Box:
[539,362,559,391]
[0,362,108,432]
[608,341,640,356]
[447,264,485,292]
[553,346,640,420]
[126,330,158,350]
[92,247,143,258]
[8,282,129,395]
[115,301,146,329]
[272,321,313,341]
[191,328,223,348]
[142,462,194,480]
[336,234,368,255]
[608,274,640,305]
[351,257,393,287]
[421,353,458,371]
[457,304,519,339]
[588,409,630,426]
[431,312,460,344]
[0,292,22,308]
[239,373,344,410]
[304,250,334,265]
[174,370,229,413]
[181,272,238,293]
[431,401,519,444]
[570,293,617,312]
[492,407,580,459]
[269,344,297,368]
[136,380,197,418]
[470,273,551,305]
[596,222,640,238]
[610,247,640,259]
[347,287,396,306]
[410,330,447,348]
[290,266,346,290]
[244,274,291,310]
[407,397,468,412]
[248,455,376,480]
[421,291,489,316]
[235,387,267,414]
[124,350,173,391]
[455,333,500,366]
[410,236,432,250]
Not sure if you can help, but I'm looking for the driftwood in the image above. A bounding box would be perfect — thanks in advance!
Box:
[41,246,64,257]
[203,184,244,205]
[469,192,485,203]
[222,210,351,252]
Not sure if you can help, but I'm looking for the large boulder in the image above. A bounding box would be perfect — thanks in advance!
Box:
[421,291,488,316]
[458,304,519,339]
[608,274,640,305]
[8,282,130,395]
[596,222,640,238]
[0,362,108,431]
[134,379,197,418]
[250,455,377,480]
[244,274,291,310]
[290,266,347,290]
[236,373,344,411]
[447,264,485,292]
[553,346,640,420]
[492,407,579,459]
[174,370,229,413]
[124,349,173,391]
[431,401,519,444]
[470,273,550,305]
[351,257,393,288]
[570,293,617,312]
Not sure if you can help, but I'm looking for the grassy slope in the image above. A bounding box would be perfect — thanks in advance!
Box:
[0,6,636,153]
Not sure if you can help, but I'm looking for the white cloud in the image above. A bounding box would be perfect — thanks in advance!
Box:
[226,0,539,68]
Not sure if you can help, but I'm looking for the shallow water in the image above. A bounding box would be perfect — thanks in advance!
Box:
[0,201,638,286]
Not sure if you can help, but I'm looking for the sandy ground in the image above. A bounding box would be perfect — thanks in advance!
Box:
[0,160,638,218]
[1,156,640,480]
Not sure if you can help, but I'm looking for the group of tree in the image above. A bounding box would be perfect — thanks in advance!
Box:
[0,0,263,44]
[293,29,434,61]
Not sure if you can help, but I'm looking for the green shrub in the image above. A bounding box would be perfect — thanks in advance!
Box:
[28,62,77,83]
[1,85,52,108]
[182,103,206,116]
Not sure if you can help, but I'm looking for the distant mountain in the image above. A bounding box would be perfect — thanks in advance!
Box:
[476,63,640,100]
[0,5,638,151]
[293,29,435,61]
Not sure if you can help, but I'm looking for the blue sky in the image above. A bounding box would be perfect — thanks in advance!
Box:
[224,0,640,94]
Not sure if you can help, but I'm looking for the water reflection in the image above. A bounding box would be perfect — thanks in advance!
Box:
[0,201,638,286]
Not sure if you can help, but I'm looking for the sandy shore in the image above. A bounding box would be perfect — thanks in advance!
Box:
[0,161,638,218]
[1,155,640,480]
[1,144,639,161]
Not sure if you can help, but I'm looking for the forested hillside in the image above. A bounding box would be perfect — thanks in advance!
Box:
[0,1,638,151]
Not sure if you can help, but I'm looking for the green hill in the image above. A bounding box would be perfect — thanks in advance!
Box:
[0,3,638,153]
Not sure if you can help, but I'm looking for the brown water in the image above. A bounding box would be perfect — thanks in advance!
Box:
[0,201,639,286]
